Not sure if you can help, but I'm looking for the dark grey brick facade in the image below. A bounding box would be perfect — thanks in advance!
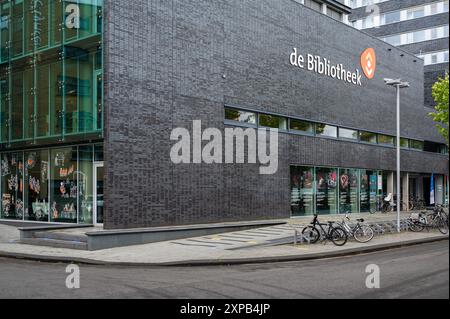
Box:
[103,0,448,229]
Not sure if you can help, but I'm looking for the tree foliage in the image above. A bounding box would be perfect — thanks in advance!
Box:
[430,73,449,146]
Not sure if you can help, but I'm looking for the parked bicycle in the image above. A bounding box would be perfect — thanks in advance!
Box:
[409,196,426,211]
[408,205,449,235]
[336,213,375,243]
[302,214,348,246]
[371,193,394,214]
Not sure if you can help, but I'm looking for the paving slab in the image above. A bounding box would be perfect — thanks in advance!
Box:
[0,221,447,266]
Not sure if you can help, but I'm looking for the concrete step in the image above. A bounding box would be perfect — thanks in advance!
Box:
[21,238,88,250]
[32,231,87,243]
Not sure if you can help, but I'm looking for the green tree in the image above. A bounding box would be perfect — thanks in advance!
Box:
[430,73,449,146]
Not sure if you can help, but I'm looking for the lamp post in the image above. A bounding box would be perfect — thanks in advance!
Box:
[384,78,410,233]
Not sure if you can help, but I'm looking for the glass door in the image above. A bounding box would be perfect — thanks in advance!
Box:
[93,162,103,225]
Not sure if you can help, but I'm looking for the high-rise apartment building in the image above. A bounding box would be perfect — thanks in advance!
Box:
[349,0,449,107]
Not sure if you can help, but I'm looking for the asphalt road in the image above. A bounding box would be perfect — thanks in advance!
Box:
[0,241,448,299]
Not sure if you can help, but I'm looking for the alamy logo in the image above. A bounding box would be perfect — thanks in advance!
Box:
[170,121,279,175]
[365,264,380,289]
[65,264,80,289]
[361,48,377,80]
[65,4,80,29]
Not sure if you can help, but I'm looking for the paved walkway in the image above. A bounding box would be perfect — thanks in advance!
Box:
[168,212,414,250]
[0,218,447,266]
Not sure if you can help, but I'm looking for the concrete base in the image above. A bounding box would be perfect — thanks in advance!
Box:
[19,220,287,251]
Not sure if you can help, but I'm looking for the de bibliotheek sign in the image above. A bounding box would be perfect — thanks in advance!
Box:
[289,47,377,86]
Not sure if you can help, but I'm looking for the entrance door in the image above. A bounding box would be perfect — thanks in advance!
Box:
[93,162,104,225]
[423,177,431,207]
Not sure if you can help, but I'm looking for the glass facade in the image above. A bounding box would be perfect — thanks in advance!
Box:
[0,0,103,147]
[0,1,103,224]
[291,166,315,217]
[1,143,101,223]
[291,166,387,217]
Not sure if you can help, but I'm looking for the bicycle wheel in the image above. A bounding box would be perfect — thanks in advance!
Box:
[354,225,375,243]
[330,227,348,246]
[302,226,320,244]
[436,217,449,235]
[408,219,424,232]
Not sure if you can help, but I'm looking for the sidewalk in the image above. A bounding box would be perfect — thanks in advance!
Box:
[0,222,447,266]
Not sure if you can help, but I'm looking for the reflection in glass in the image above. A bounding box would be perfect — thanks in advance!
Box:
[360,170,378,213]
[360,131,377,144]
[0,0,103,147]
[291,167,315,216]
[290,119,314,134]
[79,146,93,224]
[339,169,359,214]
[410,140,424,150]
[259,114,287,130]
[1,153,24,220]
[378,134,394,146]
[25,150,49,221]
[316,167,338,215]
[225,108,256,125]
[316,124,337,138]
[339,128,358,140]
[400,138,409,148]
[50,147,78,223]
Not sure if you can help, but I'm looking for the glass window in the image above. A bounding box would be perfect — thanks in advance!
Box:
[11,0,24,57]
[1,153,24,220]
[304,0,322,12]
[339,128,358,140]
[339,169,359,214]
[431,54,438,64]
[407,7,425,20]
[0,2,10,62]
[430,3,439,15]
[316,167,338,215]
[410,140,424,151]
[78,145,93,224]
[431,28,438,39]
[1,63,10,143]
[316,124,337,138]
[225,108,256,125]
[410,30,426,43]
[289,119,314,134]
[378,134,395,146]
[94,144,104,162]
[359,131,377,144]
[36,59,51,138]
[400,138,409,148]
[11,61,25,141]
[360,170,378,213]
[291,166,315,217]
[24,150,49,222]
[259,114,287,130]
[50,147,78,223]
[384,11,401,24]
[327,8,342,21]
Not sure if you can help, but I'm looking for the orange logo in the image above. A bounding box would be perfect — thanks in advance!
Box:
[361,48,376,79]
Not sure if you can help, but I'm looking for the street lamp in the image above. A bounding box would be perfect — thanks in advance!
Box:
[384,78,410,233]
